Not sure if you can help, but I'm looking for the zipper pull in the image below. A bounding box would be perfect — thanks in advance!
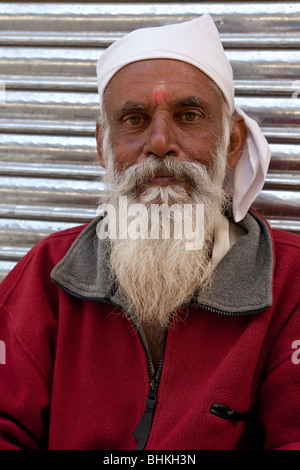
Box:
[210,403,250,425]
[133,380,157,450]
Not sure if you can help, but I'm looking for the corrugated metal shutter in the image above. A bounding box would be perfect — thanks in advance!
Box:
[0,2,299,281]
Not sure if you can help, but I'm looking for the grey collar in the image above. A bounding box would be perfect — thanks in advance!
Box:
[51,210,273,316]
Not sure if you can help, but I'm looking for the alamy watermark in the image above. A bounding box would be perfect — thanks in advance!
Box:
[96,196,205,251]
[291,340,300,365]
[291,80,300,100]
[0,340,6,364]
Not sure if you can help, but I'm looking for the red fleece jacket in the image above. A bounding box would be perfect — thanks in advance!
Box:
[0,218,299,450]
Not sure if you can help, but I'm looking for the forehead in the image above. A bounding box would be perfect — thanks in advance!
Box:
[103,59,223,109]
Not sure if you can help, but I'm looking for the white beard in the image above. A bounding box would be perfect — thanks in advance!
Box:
[99,133,230,341]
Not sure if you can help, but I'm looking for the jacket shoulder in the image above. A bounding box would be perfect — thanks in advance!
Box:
[20,221,90,267]
[270,228,300,294]
[271,227,300,251]
[38,222,89,249]
[0,222,91,305]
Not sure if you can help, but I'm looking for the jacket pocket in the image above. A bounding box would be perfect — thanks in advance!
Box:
[210,403,251,426]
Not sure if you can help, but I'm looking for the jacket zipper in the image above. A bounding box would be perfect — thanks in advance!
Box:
[132,323,170,450]
[195,303,268,316]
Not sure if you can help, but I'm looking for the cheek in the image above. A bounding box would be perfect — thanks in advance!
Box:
[112,138,145,170]
[177,133,220,167]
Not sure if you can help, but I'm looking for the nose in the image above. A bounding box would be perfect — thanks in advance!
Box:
[143,114,179,158]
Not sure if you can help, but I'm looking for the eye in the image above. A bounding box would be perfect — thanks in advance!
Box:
[180,111,201,122]
[123,115,144,126]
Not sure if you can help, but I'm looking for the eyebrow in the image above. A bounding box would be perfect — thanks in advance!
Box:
[174,96,206,109]
[119,101,145,112]
[113,96,206,120]
[120,97,205,111]
[111,101,146,121]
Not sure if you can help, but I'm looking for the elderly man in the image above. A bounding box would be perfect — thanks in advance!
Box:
[0,15,299,451]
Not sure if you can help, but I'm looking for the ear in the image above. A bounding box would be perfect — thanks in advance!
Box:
[95,119,106,168]
[226,114,247,169]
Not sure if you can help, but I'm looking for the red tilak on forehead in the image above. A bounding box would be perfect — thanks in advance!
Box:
[153,85,167,103]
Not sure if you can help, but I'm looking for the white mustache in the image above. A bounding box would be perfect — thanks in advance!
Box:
[113,156,212,195]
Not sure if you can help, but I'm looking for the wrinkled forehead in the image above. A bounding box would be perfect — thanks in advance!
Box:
[103,58,227,111]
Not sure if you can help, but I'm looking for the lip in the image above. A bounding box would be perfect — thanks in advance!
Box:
[146,175,177,185]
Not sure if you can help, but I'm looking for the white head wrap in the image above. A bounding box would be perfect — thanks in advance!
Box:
[96,14,271,222]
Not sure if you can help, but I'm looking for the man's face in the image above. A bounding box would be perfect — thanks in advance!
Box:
[96,60,244,329]
[101,59,228,181]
